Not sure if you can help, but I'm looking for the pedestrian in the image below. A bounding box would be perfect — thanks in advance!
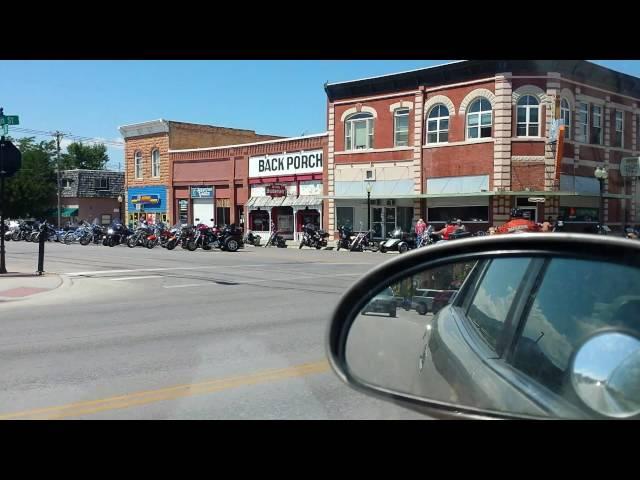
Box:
[415,218,427,247]
[541,216,553,232]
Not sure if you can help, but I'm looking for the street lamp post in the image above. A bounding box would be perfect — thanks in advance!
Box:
[366,181,373,240]
[117,195,123,224]
[594,166,608,226]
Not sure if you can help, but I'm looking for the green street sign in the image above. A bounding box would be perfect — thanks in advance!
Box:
[0,115,19,126]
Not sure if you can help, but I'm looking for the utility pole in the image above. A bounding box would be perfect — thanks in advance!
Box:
[53,131,63,229]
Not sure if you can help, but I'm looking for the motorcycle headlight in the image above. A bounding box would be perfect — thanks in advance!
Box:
[107,228,114,234]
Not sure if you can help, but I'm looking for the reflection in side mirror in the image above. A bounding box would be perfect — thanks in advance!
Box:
[329,235,640,419]
[571,332,640,419]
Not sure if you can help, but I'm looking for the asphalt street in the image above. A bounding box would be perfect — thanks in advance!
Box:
[0,240,427,419]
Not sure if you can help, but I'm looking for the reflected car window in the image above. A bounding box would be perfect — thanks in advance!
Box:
[466,258,532,352]
[512,258,640,394]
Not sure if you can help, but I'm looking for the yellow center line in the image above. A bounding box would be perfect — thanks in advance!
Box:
[0,360,330,420]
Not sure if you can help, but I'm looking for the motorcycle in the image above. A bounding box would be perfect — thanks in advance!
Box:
[348,229,379,252]
[64,221,93,245]
[143,222,170,249]
[184,221,216,251]
[264,229,287,248]
[103,221,133,247]
[379,228,418,254]
[127,223,154,248]
[335,225,353,251]
[31,222,58,242]
[244,230,261,246]
[299,224,329,250]
[166,225,191,251]
[216,224,244,252]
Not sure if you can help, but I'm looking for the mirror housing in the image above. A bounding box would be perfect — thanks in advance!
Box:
[326,233,640,420]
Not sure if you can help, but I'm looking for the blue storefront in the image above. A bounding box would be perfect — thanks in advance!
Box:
[127,186,168,226]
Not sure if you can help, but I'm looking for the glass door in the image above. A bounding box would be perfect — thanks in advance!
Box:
[384,207,396,238]
[372,207,383,238]
[372,206,396,238]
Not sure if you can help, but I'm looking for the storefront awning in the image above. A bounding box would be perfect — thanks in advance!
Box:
[45,207,79,217]
[292,195,322,207]
[246,196,285,208]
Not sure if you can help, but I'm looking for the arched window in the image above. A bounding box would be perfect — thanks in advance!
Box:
[151,149,160,177]
[345,112,374,150]
[517,95,540,137]
[466,98,492,139]
[394,108,410,146]
[134,151,143,179]
[426,104,449,144]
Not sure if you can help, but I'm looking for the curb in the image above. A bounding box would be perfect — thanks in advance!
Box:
[0,272,67,304]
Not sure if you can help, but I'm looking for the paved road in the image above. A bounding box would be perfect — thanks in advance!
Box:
[0,240,426,419]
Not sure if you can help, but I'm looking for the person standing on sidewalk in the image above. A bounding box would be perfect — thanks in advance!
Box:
[415,218,427,247]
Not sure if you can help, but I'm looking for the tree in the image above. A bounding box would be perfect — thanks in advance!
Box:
[60,142,109,170]
[3,137,57,219]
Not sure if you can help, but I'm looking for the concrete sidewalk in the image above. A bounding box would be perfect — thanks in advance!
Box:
[0,271,63,303]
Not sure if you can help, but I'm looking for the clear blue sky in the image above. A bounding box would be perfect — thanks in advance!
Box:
[1,60,639,170]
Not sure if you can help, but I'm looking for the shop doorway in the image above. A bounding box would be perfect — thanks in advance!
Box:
[272,206,294,239]
[372,206,396,239]
[516,197,539,222]
[193,199,214,226]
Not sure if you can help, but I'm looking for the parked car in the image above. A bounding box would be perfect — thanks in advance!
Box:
[361,287,397,318]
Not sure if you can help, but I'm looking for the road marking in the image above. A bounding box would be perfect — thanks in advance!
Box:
[0,360,330,420]
[161,272,361,289]
[109,275,162,281]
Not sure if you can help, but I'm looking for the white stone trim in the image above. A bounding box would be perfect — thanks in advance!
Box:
[560,88,575,107]
[334,146,413,155]
[340,106,378,122]
[608,101,634,112]
[422,138,494,149]
[332,90,420,106]
[389,101,413,113]
[459,88,497,115]
[512,85,551,106]
[423,95,456,118]
[119,119,169,138]
[511,156,546,162]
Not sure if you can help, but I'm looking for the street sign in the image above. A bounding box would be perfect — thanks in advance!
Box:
[620,157,640,177]
[0,139,22,177]
[0,115,19,126]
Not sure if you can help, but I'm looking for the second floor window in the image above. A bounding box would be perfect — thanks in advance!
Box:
[615,111,624,148]
[576,102,589,143]
[516,95,540,137]
[394,108,410,146]
[591,105,603,145]
[345,112,374,150]
[134,151,142,179]
[467,98,492,139]
[426,104,449,144]
[95,178,109,190]
[151,149,160,177]
[560,98,571,139]
[62,179,73,188]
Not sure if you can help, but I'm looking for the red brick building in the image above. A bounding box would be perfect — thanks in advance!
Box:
[325,60,640,237]
[118,119,280,226]
[170,133,328,239]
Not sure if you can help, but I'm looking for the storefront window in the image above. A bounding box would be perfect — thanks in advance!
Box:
[336,207,354,228]
[427,206,489,223]
[216,207,230,226]
[178,200,189,225]
[559,207,599,222]
[250,210,269,231]
[397,206,414,232]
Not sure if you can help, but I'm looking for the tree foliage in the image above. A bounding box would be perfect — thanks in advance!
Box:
[60,142,109,170]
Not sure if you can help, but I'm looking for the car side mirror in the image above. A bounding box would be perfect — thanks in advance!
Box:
[326,233,640,420]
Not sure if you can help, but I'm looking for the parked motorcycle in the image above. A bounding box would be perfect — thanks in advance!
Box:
[349,229,379,252]
[103,221,133,247]
[127,223,154,248]
[184,221,215,251]
[264,229,287,248]
[11,220,35,241]
[244,230,261,246]
[379,228,418,254]
[166,225,191,250]
[216,224,243,252]
[299,224,329,250]
[335,225,353,251]
[64,221,93,245]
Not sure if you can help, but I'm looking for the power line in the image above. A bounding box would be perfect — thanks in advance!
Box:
[9,126,125,147]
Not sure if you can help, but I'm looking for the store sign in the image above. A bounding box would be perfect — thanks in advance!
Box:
[527,197,546,203]
[266,184,287,197]
[131,194,161,206]
[249,149,323,178]
[620,157,640,177]
[191,186,214,198]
